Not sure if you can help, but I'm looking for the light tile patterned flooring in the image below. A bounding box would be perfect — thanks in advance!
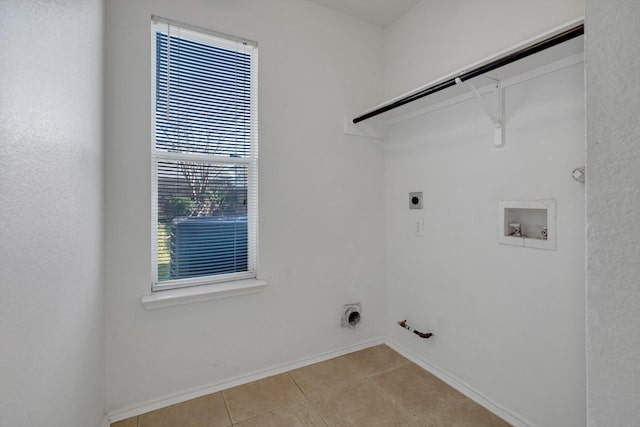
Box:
[112,345,511,427]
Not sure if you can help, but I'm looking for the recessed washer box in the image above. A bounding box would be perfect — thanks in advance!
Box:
[498,200,556,250]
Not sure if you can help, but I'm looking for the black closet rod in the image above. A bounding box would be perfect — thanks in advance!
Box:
[352,23,584,124]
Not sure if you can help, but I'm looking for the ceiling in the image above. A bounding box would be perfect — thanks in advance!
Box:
[308,0,422,27]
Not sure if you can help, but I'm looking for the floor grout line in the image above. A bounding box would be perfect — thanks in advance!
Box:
[366,370,416,420]
[124,346,510,427]
[221,389,233,426]
[287,371,307,398]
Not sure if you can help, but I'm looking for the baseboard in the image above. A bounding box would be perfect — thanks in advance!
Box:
[100,414,110,427]
[385,338,533,427]
[106,336,385,424]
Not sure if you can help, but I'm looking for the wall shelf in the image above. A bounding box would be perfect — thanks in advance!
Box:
[346,19,584,142]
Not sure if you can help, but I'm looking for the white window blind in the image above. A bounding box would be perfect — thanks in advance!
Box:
[151,16,258,291]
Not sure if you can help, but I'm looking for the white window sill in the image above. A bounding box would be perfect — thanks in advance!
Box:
[141,278,267,310]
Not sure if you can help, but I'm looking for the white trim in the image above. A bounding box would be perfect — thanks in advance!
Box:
[101,414,110,427]
[384,338,533,427]
[151,15,257,48]
[150,19,259,293]
[105,337,385,423]
[104,336,534,425]
[141,278,267,310]
[150,22,159,288]
[247,45,259,277]
[153,270,257,292]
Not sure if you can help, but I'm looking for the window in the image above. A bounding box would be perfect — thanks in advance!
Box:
[151,16,258,292]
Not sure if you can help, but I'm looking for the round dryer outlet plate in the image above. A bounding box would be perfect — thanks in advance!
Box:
[341,303,361,329]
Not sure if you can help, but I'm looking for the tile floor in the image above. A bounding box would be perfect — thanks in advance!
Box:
[111,345,511,427]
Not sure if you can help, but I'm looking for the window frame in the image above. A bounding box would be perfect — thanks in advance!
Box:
[150,16,259,293]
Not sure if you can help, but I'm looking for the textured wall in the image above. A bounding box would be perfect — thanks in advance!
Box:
[586,1,640,425]
[0,1,105,427]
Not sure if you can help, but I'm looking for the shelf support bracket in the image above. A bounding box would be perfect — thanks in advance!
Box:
[344,115,383,139]
[455,78,505,148]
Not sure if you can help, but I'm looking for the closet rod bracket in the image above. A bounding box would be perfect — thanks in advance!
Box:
[455,77,505,148]
[344,115,384,139]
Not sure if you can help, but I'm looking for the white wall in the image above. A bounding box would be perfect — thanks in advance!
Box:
[104,0,385,412]
[0,1,105,427]
[384,63,585,427]
[384,0,584,99]
[585,1,640,425]
[382,3,586,426]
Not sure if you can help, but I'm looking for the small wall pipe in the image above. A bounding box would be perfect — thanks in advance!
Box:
[398,319,433,339]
